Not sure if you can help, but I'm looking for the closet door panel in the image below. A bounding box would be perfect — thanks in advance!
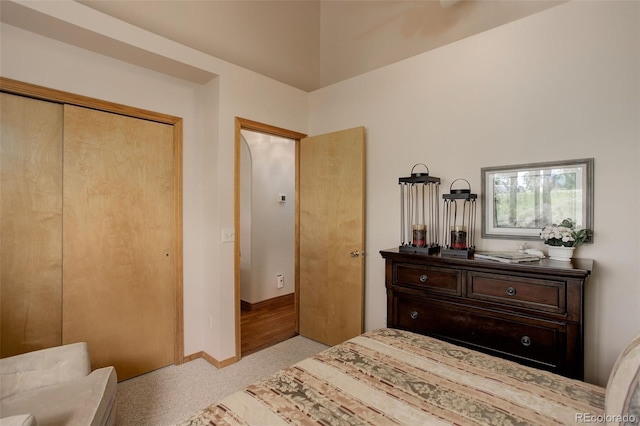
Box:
[0,93,63,357]
[62,105,175,380]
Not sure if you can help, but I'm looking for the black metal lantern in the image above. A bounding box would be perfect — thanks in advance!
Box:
[442,178,477,258]
[399,164,441,254]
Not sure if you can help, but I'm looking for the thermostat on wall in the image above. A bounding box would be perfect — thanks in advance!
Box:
[278,194,286,203]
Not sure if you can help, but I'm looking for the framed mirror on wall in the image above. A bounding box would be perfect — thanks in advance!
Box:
[481,158,594,240]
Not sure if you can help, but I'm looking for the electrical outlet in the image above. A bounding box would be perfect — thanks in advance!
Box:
[276,274,284,288]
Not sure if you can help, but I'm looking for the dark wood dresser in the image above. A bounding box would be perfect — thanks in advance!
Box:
[380,248,592,379]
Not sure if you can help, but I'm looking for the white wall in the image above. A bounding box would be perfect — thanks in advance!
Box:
[240,136,253,302]
[309,1,640,386]
[0,3,308,363]
[240,131,296,303]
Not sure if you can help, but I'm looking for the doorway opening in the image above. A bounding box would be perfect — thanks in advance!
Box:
[234,118,306,358]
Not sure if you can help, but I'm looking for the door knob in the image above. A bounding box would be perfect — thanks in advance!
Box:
[350,250,363,257]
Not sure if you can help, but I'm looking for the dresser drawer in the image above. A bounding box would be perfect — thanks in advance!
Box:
[393,263,461,295]
[467,272,566,314]
[391,294,564,371]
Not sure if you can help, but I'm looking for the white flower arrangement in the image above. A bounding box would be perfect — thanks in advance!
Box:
[540,218,592,247]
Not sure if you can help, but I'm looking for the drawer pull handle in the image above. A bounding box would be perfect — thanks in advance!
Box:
[506,286,517,296]
[419,275,428,283]
[521,336,532,347]
[410,311,419,319]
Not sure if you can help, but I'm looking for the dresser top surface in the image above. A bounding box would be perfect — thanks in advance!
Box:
[380,248,593,278]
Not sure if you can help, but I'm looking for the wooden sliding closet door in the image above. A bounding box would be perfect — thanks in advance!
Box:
[62,105,175,381]
[0,93,63,357]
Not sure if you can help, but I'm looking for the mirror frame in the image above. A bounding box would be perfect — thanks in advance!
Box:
[481,158,594,241]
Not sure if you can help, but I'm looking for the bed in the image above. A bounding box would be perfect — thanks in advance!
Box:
[179,328,640,425]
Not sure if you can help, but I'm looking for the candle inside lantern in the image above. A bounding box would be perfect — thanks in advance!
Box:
[412,224,426,247]
[450,226,467,249]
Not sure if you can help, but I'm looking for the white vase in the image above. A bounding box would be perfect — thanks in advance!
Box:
[546,245,575,262]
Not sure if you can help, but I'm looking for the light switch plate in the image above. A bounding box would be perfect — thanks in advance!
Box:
[221,228,235,242]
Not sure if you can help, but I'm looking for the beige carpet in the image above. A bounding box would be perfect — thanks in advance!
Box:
[116,335,329,425]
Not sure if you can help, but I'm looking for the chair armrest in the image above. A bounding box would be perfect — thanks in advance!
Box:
[1,343,91,399]
[0,366,117,426]
[0,414,37,426]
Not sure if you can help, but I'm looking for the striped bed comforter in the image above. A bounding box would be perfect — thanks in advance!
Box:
[179,328,605,425]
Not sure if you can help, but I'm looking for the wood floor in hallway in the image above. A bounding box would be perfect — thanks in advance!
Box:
[240,294,297,356]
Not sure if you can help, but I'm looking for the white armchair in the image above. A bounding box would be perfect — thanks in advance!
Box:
[0,343,116,426]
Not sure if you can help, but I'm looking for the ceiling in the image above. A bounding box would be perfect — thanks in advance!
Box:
[24,1,565,92]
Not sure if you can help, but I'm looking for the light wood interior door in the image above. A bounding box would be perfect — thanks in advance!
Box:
[0,93,63,357]
[298,126,365,346]
[62,105,175,380]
